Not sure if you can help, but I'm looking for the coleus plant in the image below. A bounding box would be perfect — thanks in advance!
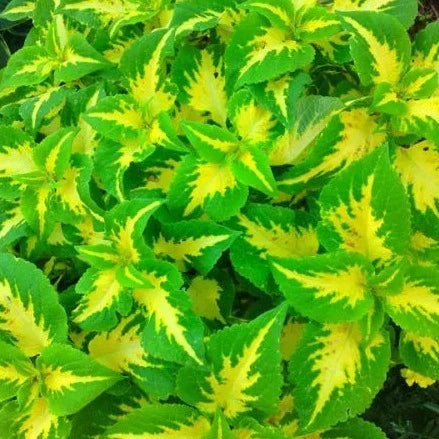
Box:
[0,0,438,437]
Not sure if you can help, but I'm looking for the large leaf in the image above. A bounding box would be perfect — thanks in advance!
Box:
[225,13,315,88]
[133,258,205,366]
[177,306,286,421]
[271,252,374,323]
[0,254,67,357]
[317,146,411,267]
[290,322,390,433]
[104,404,211,438]
[173,45,228,127]
[340,11,411,86]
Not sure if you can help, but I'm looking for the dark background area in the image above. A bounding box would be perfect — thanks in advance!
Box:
[0,0,438,437]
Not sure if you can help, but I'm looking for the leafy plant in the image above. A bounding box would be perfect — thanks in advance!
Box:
[0,0,437,438]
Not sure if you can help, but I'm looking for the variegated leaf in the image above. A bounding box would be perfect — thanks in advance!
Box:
[72,266,131,331]
[412,21,439,74]
[384,265,439,337]
[0,127,38,199]
[225,13,315,88]
[187,269,235,324]
[330,0,418,28]
[229,203,318,292]
[400,68,438,99]
[0,253,67,357]
[177,306,286,420]
[250,72,310,128]
[0,46,56,89]
[33,127,76,179]
[151,219,238,274]
[173,45,228,127]
[228,89,280,144]
[61,0,162,37]
[70,387,147,439]
[168,154,248,221]
[233,145,278,196]
[340,11,411,86]
[271,252,374,323]
[37,343,121,416]
[400,331,439,381]
[104,404,211,438]
[393,141,439,219]
[290,322,390,433]
[392,97,439,145]
[205,409,234,439]
[85,95,144,142]
[269,95,342,166]
[0,199,28,250]
[278,107,387,193]
[297,5,341,43]
[0,341,36,402]
[88,313,176,399]
[180,120,238,163]
[0,0,35,21]
[120,28,174,115]
[371,82,407,115]
[105,198,162,264]
[133,258,205,366]
[14,396,71,439]
[317,146,411,267]
[239,0,293,30]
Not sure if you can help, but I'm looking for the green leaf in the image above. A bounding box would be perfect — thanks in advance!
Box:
[177,306,286,421]
[104,404,211,438]
[0,253,67,356]
[271,252,374,323]
[290,322,390,433]
[0,0,35,21]
[317,146,411,267]
[323,417,387,438]
[37,343,121,416]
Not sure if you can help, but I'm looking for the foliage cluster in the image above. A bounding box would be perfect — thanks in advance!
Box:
[0,0,438,438]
